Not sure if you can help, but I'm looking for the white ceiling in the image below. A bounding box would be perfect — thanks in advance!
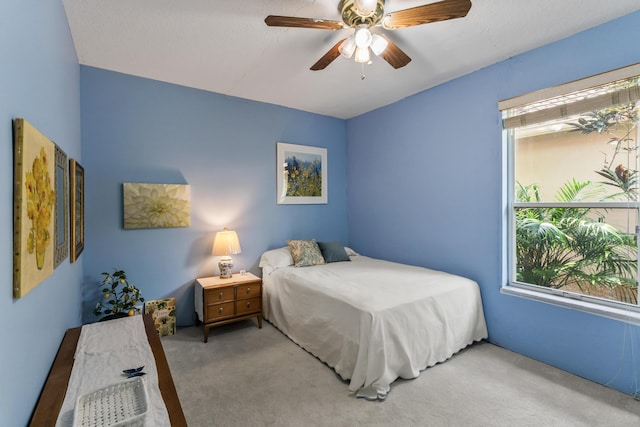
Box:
[62,0,640,119]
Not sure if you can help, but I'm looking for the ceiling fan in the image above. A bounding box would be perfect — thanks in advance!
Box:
[265,0,472,71]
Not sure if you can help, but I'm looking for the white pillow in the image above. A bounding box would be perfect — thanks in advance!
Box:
[259,247,293,270]
[344,247,359,256]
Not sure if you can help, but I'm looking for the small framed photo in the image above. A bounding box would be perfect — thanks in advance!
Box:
[276,142,327,204]
[69,159,84,263]
[54,144,68,268]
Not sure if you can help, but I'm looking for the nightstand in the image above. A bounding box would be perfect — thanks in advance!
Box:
[195,272,262,343]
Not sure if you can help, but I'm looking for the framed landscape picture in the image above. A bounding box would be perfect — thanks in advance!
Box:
[276,142,327,204]
[13,119,56,298]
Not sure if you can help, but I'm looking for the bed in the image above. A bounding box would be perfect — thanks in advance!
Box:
[260,244,488,400]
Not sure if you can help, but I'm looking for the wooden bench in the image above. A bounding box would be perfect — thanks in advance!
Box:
[30,314,187,426]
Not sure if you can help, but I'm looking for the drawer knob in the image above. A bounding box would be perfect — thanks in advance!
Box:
[246,288,251,293]
[246,302,251,307]
[219,307,224,313]
[219,292,224,299]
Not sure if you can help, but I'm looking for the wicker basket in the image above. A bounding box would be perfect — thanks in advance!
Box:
[73,378,147,427]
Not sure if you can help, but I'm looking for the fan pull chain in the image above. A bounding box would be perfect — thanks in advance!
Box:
[361,63,366,80]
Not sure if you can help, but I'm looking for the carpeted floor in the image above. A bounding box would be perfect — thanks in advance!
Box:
[161,321,640,427]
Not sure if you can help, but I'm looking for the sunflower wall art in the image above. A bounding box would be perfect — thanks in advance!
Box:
[123,183,191,229]
[13,119,59,298]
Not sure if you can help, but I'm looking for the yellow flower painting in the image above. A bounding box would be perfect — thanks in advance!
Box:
[25,147,56,269]
[123,183,191,229]
[13,119,57,298]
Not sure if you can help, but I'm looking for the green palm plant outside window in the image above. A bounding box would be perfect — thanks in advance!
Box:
[515,179,637,304]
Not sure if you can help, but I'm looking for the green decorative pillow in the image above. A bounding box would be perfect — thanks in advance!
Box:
[317,241,350,263]
[287,239,326,267]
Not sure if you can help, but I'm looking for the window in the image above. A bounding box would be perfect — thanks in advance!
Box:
[500,64,640,322]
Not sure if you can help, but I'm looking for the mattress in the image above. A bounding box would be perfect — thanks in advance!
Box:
[261,253,488,400]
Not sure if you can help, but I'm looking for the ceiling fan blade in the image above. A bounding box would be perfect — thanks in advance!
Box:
[379,35,411,69]
[382,0,471,30]
[310,39,346,71]
[265,15,345,30]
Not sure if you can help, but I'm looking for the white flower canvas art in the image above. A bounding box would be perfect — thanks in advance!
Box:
[123,183,190,229]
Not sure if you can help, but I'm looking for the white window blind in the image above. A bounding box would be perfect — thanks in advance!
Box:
[499,62,640,128]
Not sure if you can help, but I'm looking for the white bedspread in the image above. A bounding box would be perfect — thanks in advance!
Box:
[263,255,488,399]
[56,316,171,426]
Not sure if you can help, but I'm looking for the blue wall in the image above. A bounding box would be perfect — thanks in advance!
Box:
[80,67,348,326]
[0,0,82,425]
[347,11,640,396]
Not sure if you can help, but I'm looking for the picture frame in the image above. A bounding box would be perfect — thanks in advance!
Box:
[123,183,191,229]
[276,142,327,204]
[54,144,68,268]
[13,119,56,298]
[69,159,84,263]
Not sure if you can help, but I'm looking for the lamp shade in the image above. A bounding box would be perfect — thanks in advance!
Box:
[354,46,370,63]
[370,33,388,56]
[354,27,372,49]
[212,227,241,256]
[339,36,356,58]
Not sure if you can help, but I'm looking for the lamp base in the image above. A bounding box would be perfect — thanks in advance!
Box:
[218,256,234,279]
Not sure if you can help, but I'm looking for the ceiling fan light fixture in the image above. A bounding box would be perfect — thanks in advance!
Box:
[339,36,356,58]
[354,26,372,49]
[265,0,471,71]
[370,33,388,56]
[354,46,370,63]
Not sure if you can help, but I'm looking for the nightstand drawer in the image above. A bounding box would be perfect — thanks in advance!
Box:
[237,283,261,299]
[205,287,234,303]
[207,301,235,321]
[236,297,261,315]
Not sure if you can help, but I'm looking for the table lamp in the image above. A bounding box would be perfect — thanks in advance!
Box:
[212,227,241,278]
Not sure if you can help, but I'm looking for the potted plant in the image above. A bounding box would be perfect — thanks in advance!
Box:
[93,269,145,321]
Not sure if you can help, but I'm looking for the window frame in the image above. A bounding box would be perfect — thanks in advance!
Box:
[501,63,640,326]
